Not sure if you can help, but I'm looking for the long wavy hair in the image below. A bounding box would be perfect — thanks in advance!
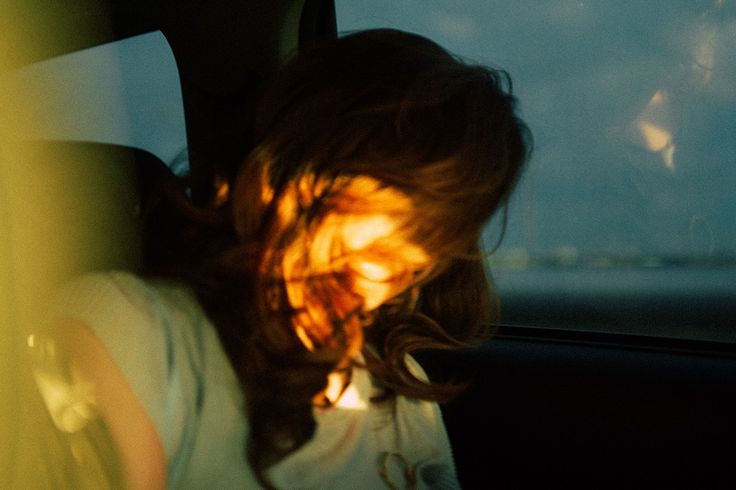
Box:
[145,28,530,488]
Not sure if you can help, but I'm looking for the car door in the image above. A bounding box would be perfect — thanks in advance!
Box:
[333,1,736,487]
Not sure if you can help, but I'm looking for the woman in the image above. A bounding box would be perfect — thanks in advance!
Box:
[54,29,530,489]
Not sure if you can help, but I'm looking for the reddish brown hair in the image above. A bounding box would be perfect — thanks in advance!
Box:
[150,28,530,488]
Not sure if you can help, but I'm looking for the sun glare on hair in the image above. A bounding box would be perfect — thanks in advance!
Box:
[341,214,397,250]
[277,174,434,351]
[351,259,393,282]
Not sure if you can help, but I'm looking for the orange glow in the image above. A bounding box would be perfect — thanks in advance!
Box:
[270,174,434,406]
[309,213,340,270]
[352,277,394,311]
[215,182,229,205]
[294,322,316,351]
[341,214,397,250]
[276,185,298,227]
[283,238,306,307]
[351,259,393,282]
[213,175,230,206]
[296,172,328,207]
[260,171,274,205]
[276,174,432,351]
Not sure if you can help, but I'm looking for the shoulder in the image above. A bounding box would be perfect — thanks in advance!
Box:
[54,270,208,364]
[54,270,200,327]
[53,271,192,403]
[53,271,170,344]
[54,270,253,487]
[51,271,173,489]
[52,271,210,466]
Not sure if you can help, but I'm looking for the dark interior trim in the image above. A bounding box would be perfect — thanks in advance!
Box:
[493,324,736,359]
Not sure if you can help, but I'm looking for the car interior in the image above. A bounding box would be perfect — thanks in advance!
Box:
[2,1,735,488]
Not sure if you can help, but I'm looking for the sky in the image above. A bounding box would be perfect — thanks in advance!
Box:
[336,0,736,261]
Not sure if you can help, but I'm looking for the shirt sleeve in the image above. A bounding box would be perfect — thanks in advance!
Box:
[52,271,197,470]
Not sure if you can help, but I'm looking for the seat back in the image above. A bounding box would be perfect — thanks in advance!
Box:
[17,140,175,276]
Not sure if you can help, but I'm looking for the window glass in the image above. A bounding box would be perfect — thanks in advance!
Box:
[335,1,736,342]
[0,31,187,167]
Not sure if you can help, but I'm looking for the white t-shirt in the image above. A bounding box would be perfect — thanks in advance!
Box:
[54,271,460,489]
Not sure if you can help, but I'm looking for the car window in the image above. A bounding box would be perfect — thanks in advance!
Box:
[0,30,187,171]
[335,0,736,342]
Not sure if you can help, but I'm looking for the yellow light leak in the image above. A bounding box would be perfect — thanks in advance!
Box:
[1,3,125,487]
